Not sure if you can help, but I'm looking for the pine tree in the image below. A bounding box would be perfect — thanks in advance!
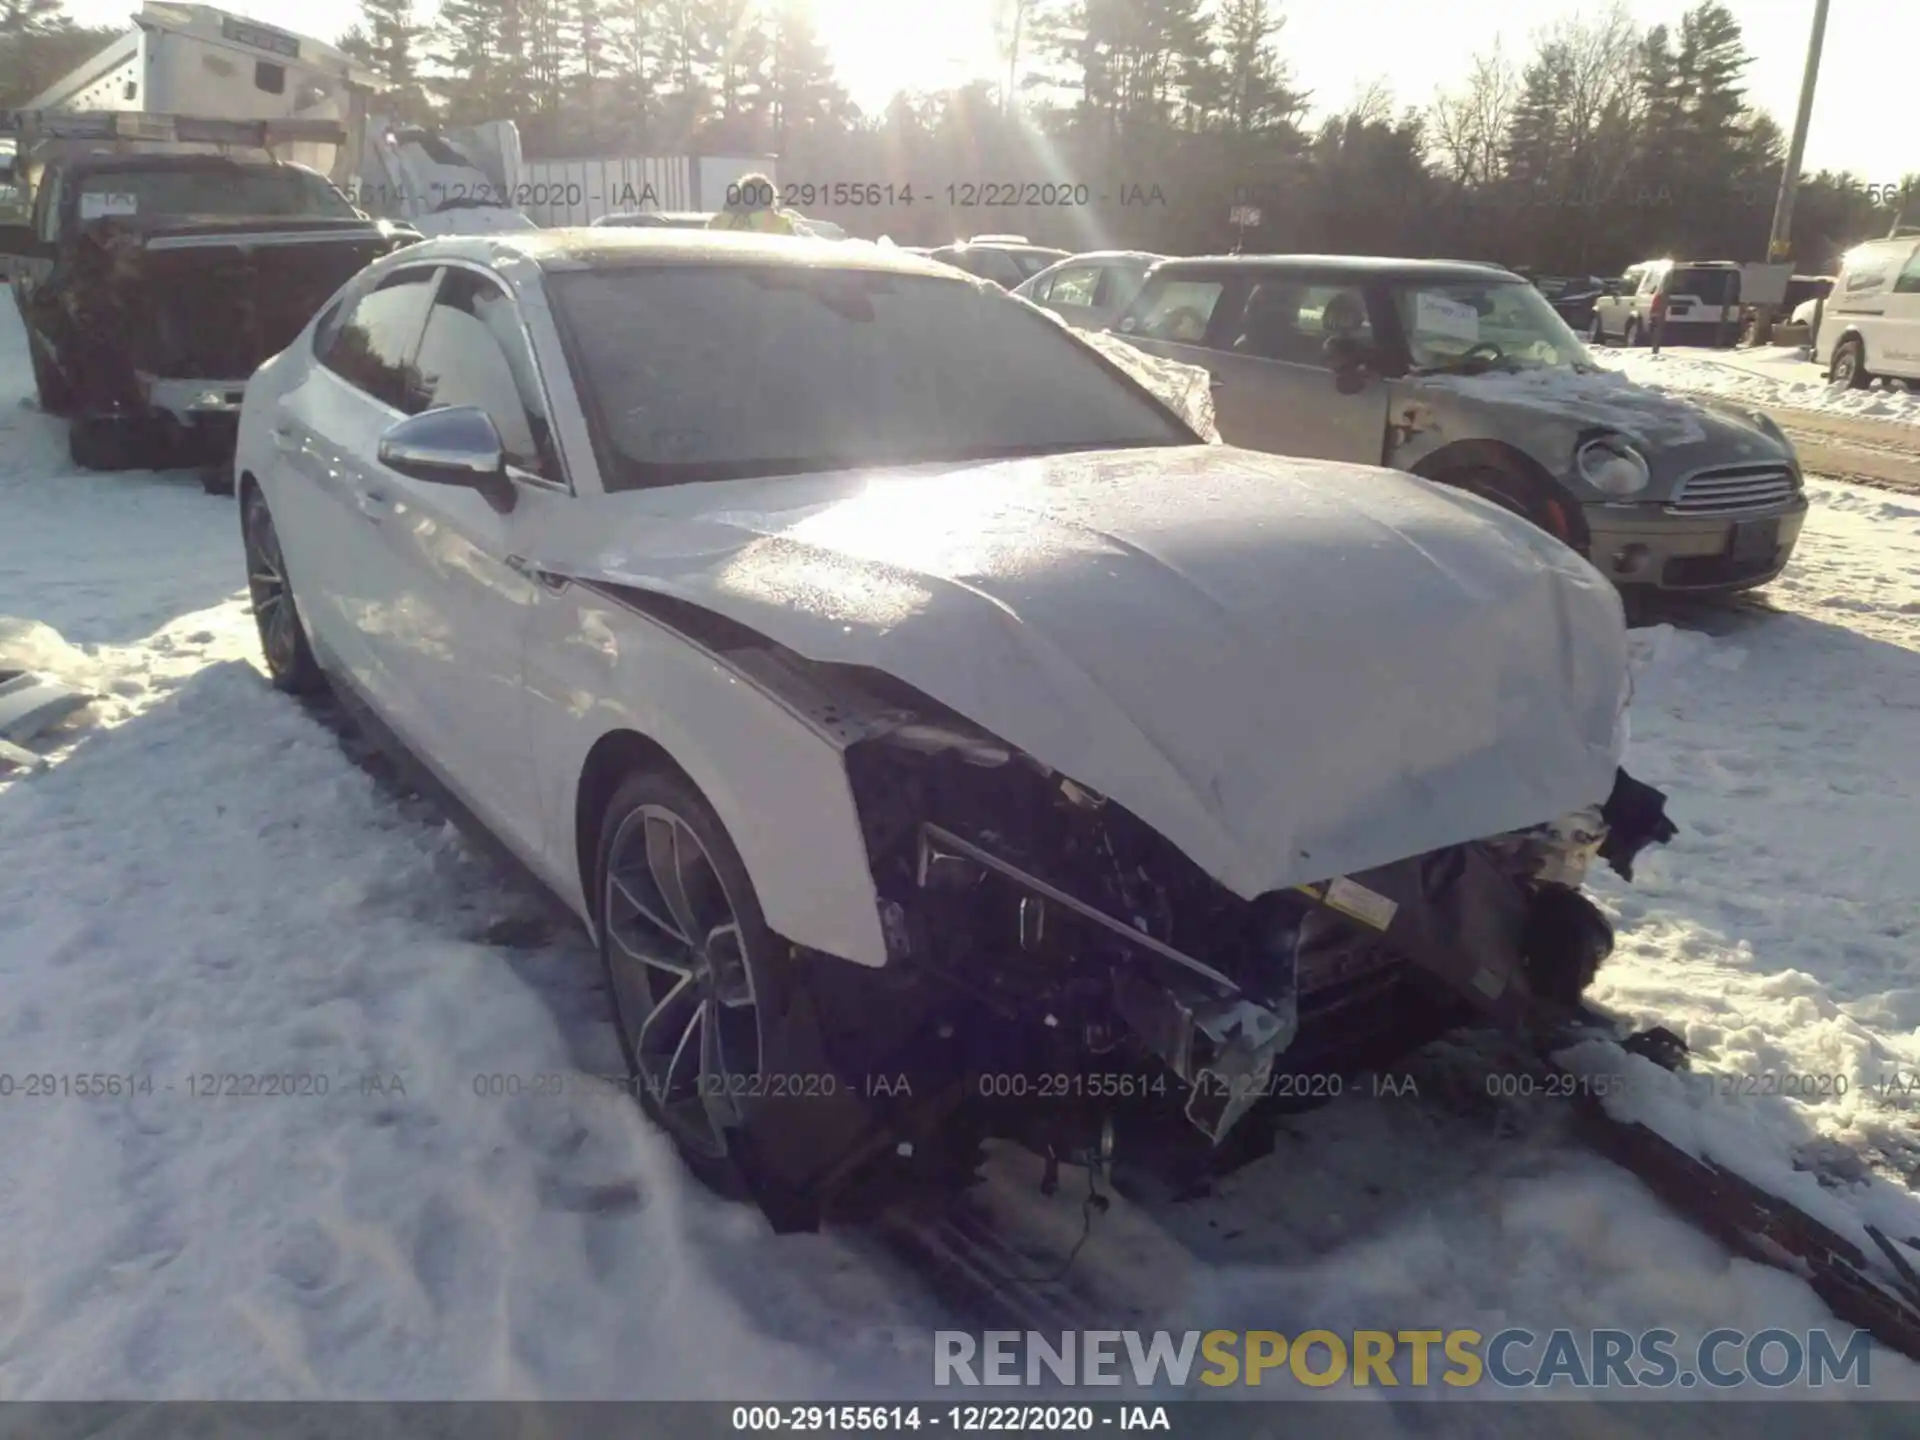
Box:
[765,0,843,146]
[1503,41,1569,193]
[700,0,767,125]
[342,0,428,122]
[652,0,716,140]
[1212,0,1301,135]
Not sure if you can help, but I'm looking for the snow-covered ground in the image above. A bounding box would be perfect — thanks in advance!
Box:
[1,296,1917,1409]
[1597,343,1920,426]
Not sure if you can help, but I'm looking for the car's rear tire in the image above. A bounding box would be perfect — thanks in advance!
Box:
[1829,337,1869,390]
[241,485,324,694]
[594,766,798,1201]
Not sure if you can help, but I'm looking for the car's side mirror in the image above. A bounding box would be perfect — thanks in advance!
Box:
[0,222,43,258]
[376,406,516,513]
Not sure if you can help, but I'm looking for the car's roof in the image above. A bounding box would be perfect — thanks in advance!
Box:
[62,154,321,177]
[593,211,713,226]
[936,241,1070,255]
[1149,254,1521,283]
[409,226,967,279]
[1040,250,1163,266]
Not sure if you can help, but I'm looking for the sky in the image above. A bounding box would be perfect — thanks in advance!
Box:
[59,0,1913,184]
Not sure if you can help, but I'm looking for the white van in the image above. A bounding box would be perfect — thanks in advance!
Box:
[1813,233,1920,388]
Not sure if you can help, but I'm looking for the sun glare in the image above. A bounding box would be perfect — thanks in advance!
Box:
[802,0,1004,114]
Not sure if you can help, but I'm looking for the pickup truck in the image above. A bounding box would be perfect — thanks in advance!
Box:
[0,113,419,484]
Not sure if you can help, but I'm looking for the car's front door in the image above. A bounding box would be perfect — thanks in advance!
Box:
[351,262,568,858]
[1121,273,1390,463]
[1208,279,1393,462]
[268,263,441,716]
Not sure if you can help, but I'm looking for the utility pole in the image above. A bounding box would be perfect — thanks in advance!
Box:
[1767,0,1831,261]
[1756,0,1830,341]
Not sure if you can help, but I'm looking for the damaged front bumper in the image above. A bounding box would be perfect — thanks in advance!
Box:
[891,763,1675,1152]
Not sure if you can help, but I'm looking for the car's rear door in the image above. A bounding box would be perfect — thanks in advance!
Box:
[349,261,569,858]
[267,263,440,719]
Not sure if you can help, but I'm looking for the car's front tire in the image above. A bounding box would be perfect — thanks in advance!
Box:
[595,766,797,1200]
[241,485,323,694]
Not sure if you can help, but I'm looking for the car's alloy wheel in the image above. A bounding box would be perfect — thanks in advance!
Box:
[1831,338,1867,390]
[602,798,764,1163]
[241,489,322,693]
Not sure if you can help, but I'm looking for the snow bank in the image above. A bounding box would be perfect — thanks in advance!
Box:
[1597,346,1920,426]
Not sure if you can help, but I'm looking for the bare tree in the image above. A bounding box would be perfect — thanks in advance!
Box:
[1550,4,1640,203]
[1429,42,1517,188]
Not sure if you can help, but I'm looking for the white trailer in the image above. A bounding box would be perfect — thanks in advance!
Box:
[22,3,375,188]
[23,4,528,233]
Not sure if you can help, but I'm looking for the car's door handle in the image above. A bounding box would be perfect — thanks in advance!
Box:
[355,486,390,521]
[506,554,570,593]
[1209,376,1224,391]
[272,423,297,451]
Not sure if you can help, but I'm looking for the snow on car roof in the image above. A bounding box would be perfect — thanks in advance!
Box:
[464,226,964,278]
[1154,254,1520,283]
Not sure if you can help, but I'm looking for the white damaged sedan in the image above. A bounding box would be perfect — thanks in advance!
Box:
[235,231,1676,1228]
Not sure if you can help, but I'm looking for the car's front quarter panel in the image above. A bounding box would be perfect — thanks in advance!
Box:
[524,583,892,967]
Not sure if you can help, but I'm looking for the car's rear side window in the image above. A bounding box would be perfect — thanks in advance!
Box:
[1103,265,1149,313]
[1046,265,1100,306]
[317,267,438,410]
[1121,278,1225,344]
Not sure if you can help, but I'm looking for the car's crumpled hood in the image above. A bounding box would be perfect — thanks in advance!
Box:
[533,445,1630,898]
[1413,366,1782,450]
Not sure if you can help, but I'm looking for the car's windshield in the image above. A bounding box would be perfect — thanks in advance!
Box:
[74,166,358,221]
[1392,279,1596,375]
[548,264,1197,489]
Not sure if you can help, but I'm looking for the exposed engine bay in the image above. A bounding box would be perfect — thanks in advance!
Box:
[699,650,1678,1232]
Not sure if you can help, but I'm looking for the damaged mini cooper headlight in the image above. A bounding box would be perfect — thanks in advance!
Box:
[1576,436,1651,497]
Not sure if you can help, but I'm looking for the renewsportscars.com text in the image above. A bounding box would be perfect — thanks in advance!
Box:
[934,1328,1875,1390]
